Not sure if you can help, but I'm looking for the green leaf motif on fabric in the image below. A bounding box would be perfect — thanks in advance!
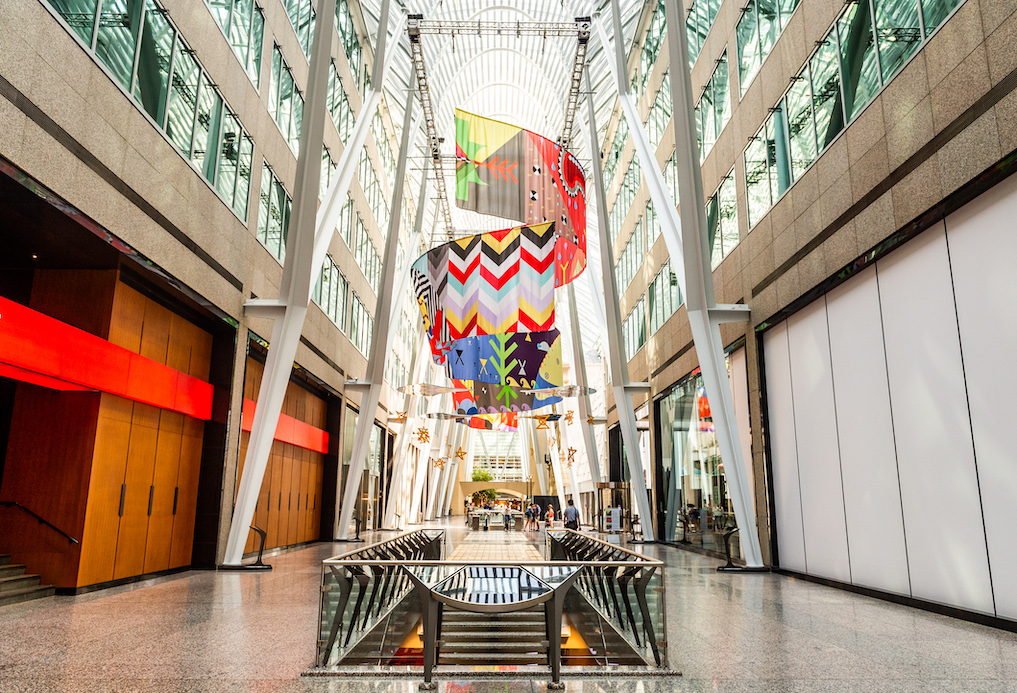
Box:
[488,333,519,410]
[455,114,487,201]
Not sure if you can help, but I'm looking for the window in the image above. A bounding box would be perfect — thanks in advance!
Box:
[603,117,628,185]
[281,0,316,58]
[269,44,304,155]
[707,172,739,268]
[335,0,367,94]
[648,259,682,335]
[614,216,645,292]
[686,0,722,69]
[623,296,647,361]
[257,162,291,262]
[372,112,397,187]
[633,0,667,98]
[45,0,254,219]
[741,0,963,228]
[736,0,802,94]
[314,254,349,330]
[358,149,389,227]
[320,146,336,199]
[207,0,265,87]
[327,61,357,143]
[608,157,642,245]
[645,70,672,150]
[695,51,730,162]
[350,294,373,354]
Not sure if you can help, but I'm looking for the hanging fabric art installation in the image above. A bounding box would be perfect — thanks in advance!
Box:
[454,109,587,286]
[411,221,556,363]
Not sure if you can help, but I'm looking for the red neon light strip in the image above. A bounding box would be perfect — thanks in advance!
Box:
[0,363,92,392]
[240,399,329,454]
[0,296,213,420]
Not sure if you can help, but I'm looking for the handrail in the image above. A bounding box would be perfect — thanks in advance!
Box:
[1,501,79,544]
[547,528,658,561]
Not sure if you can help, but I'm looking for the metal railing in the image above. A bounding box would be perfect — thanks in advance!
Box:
[546,529,666,666]
[315,529,668,673]
[1,501,79,544]
[317,529,445,666]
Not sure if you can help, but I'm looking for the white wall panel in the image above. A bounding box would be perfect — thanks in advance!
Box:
[762,323,806,572]
[728,347,755,514]
[945,174,1017,619]
[876,224,994,614]
[786,300,851,583]
[825,265,911,596]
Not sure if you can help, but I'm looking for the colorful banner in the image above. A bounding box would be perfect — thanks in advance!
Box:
[455,109,587,286]
[411,221,556,364]
[445,329,561,386]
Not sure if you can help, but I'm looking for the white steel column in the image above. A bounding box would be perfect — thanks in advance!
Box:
[380,154,432,529]
[547,427,568,514]
[423,418,449,520]
[582,69,655,542]
[222,0,335,565]
[598,1,761,564]
[661,0,762,563]
[566,284,602,485]
[528,420,549,495]
[557,413,581,502]
[381,336,427,529]
[336,68,421,539]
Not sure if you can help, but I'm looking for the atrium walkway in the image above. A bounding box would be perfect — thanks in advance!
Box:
[2,520,1017,692]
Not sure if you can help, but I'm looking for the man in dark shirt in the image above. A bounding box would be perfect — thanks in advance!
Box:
[563,499,580,530]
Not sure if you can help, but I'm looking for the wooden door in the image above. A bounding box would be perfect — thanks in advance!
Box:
[144,411,182,573]
[113,402,159,580]
[168,416,204,568]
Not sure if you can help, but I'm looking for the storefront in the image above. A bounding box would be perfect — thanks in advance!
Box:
[654,347,752,557]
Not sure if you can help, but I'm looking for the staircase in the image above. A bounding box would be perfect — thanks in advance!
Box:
[439,609,552,666]
[0,555,55,607]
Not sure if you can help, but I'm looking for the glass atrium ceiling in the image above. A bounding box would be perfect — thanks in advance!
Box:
[356,0,651,358]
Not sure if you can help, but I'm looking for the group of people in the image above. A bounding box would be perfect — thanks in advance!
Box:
[522,499,581,531]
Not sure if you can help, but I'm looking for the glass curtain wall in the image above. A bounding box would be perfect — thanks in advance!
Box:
[656,368,739,551]
[744,0,966,228]
[45,0,254,218]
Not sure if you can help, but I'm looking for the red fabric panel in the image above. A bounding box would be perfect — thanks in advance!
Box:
[0,296,213,419]
[240,399,329,454]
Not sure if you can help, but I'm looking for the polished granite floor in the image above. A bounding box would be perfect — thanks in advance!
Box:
[3,519,1017,692]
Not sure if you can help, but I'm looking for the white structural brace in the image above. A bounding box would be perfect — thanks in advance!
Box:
[582,69,656,542]
[222,0,338,565]
[566,284,602,486]
[597,2,763,565]
[337,77,422,539]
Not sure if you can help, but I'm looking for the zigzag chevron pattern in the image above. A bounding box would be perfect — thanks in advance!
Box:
[454,109,587,288]
[413,222,557,361]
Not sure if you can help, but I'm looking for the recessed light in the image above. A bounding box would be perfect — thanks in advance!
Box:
[31,254,38,260]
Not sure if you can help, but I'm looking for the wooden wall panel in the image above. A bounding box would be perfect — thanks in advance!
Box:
[77,394,132,587]
[29,270,116,337]
[168,417,203,569]
[113,403,159,580]
[144,414,182,573]
[0,387,100,588]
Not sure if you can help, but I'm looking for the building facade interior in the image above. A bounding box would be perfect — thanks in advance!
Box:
[2,0,1017,689]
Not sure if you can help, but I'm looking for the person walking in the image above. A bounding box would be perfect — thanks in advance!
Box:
[563,498,580,530]
[544,504,555,529]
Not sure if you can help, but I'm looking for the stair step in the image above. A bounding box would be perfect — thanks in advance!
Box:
[443,630,545,642]
[439,652,546,665]
[443,620,544,630]
[0,555,10,566]
[0,585,55,607]
[0,564,28,579]
[0,574,41,593]
[441,641,547,653]
[442,612,543,622]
